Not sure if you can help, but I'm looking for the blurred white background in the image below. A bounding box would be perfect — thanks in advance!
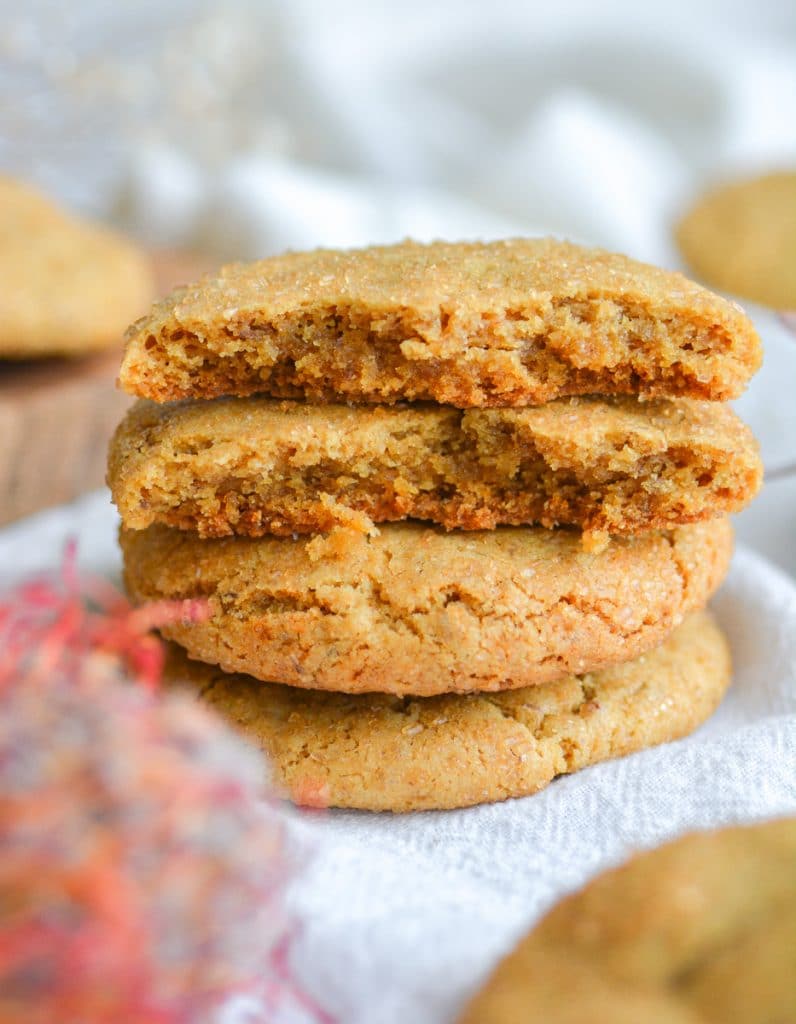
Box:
[1,0,795,571]
[2,0,794,263]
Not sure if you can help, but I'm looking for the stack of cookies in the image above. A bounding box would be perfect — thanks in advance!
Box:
[109,239,763,812]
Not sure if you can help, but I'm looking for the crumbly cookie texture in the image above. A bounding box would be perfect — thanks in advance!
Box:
[0,177,154,358]
[164,611,731,812]
[676,170,796,311]
[119,238,761,406]
[109,395,762,539]
[459,817,796,1023]
[121,518,732,697]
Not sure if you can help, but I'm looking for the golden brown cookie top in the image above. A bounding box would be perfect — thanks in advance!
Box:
[676,170,796,310]
[459,818,796,1023]
[138,237,728,314]
[0,177,154,358]
[119,238,761,406]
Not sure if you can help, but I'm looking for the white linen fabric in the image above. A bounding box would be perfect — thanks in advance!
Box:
[1,492,795,1024]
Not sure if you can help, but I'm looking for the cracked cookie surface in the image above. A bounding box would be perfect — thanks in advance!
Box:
[109,395,762,539]
[0,177,154,358]
[163,611,731,811]
[459,816,796,1022]
[119,238,761,406]
[121,518,732,696]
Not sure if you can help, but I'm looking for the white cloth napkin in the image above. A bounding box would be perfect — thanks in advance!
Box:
[1,492,795,1024]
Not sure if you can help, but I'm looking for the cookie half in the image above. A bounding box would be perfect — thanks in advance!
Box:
[459,816,796,1022]
[0,177,154,358]
[676,170,796,310]
[121,519,732,696]
[165,611,731,812]
[109,395,762,539]
[119,238,760,406]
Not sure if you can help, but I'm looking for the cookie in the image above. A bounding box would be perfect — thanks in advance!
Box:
[676,170,796,310]
[164,610,731,812]
[109,395,762,540]
[119,238,761,406]
[459,817,796,1022]
[0,177,154,358]
[121,518,732,696]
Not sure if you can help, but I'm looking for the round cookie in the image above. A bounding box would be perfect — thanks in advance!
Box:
[165,611,732,812]
[108,395,762,540]
[119,238,761,406]
[121,518,733,696]
[0,177,154,358]
[459,816,796,1022]
[676,170,796,310]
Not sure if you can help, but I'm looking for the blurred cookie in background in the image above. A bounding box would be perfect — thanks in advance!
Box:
[0,177,213,526]
[459,817,796,1023]
[0,177,155,359]
[676,170,796,311]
